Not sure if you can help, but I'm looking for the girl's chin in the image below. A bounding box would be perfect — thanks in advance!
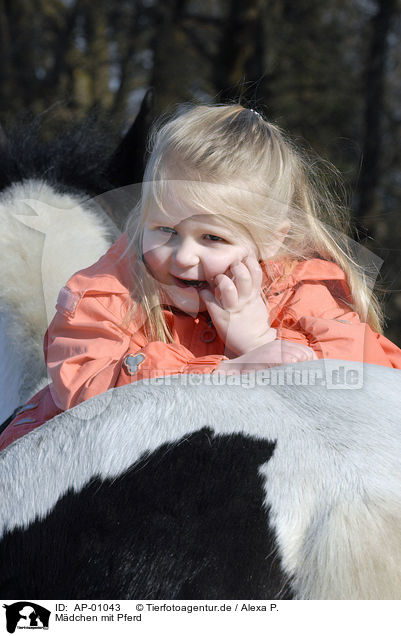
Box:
[163,287,207,315]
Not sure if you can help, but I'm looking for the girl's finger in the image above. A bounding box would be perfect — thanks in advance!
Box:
[229,260,253,300]
[214,273,239,310]
[282,344,316,362]
[198,287,223,313]
[243,255,263,289]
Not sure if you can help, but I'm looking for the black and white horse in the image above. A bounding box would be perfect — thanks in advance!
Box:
[0,101,401,600]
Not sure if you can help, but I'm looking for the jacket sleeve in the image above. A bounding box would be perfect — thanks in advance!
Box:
[44,292,132,410]
[276,282,401,368]
[45,290,228,411]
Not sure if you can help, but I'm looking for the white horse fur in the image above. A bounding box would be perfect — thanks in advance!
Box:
[0,179,117,419]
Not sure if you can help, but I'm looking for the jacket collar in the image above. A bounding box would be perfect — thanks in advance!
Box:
[260,258,349,295]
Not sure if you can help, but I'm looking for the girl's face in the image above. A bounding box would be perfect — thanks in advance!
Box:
[142,201,259,315]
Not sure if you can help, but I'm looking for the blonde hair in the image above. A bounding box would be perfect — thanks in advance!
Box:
[123,103,384,341]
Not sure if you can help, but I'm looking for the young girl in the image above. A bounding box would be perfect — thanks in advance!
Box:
[1,103,401,451]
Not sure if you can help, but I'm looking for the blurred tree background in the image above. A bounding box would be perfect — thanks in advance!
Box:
[0,0,400,343]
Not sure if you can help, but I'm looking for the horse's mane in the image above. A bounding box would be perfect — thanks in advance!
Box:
[0,113,117,197]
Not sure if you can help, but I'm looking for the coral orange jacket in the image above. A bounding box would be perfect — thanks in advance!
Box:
[1,233,401,451]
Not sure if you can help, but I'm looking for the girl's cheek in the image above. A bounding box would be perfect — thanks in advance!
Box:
[142,247,169,283]
[142,227,173,256]
[142,232,171,264]
[142,238,166,257]
[203,254,231,278]
[206,247,255,276]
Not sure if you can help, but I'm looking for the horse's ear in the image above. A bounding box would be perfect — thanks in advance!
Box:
[0,123,8,148]
[106,88,154,187]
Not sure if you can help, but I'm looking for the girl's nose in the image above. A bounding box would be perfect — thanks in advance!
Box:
[172,239,199,267]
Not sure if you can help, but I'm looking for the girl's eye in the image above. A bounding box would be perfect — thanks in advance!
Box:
[204,234,225,242]
[157,226,176,235]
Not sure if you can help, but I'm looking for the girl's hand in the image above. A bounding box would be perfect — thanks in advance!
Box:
[199,255,275,356]
[216,340,318,374]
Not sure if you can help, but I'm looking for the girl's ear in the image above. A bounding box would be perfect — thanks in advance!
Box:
[263,221,290,259]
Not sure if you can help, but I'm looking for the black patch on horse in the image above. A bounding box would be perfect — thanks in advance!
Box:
[0,428,292,599]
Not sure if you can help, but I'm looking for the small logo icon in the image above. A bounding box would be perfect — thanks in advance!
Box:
[3,602,50,633]
[123,353,146,375]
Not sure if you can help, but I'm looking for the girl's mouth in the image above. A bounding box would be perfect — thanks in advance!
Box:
[172,276,209,290]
